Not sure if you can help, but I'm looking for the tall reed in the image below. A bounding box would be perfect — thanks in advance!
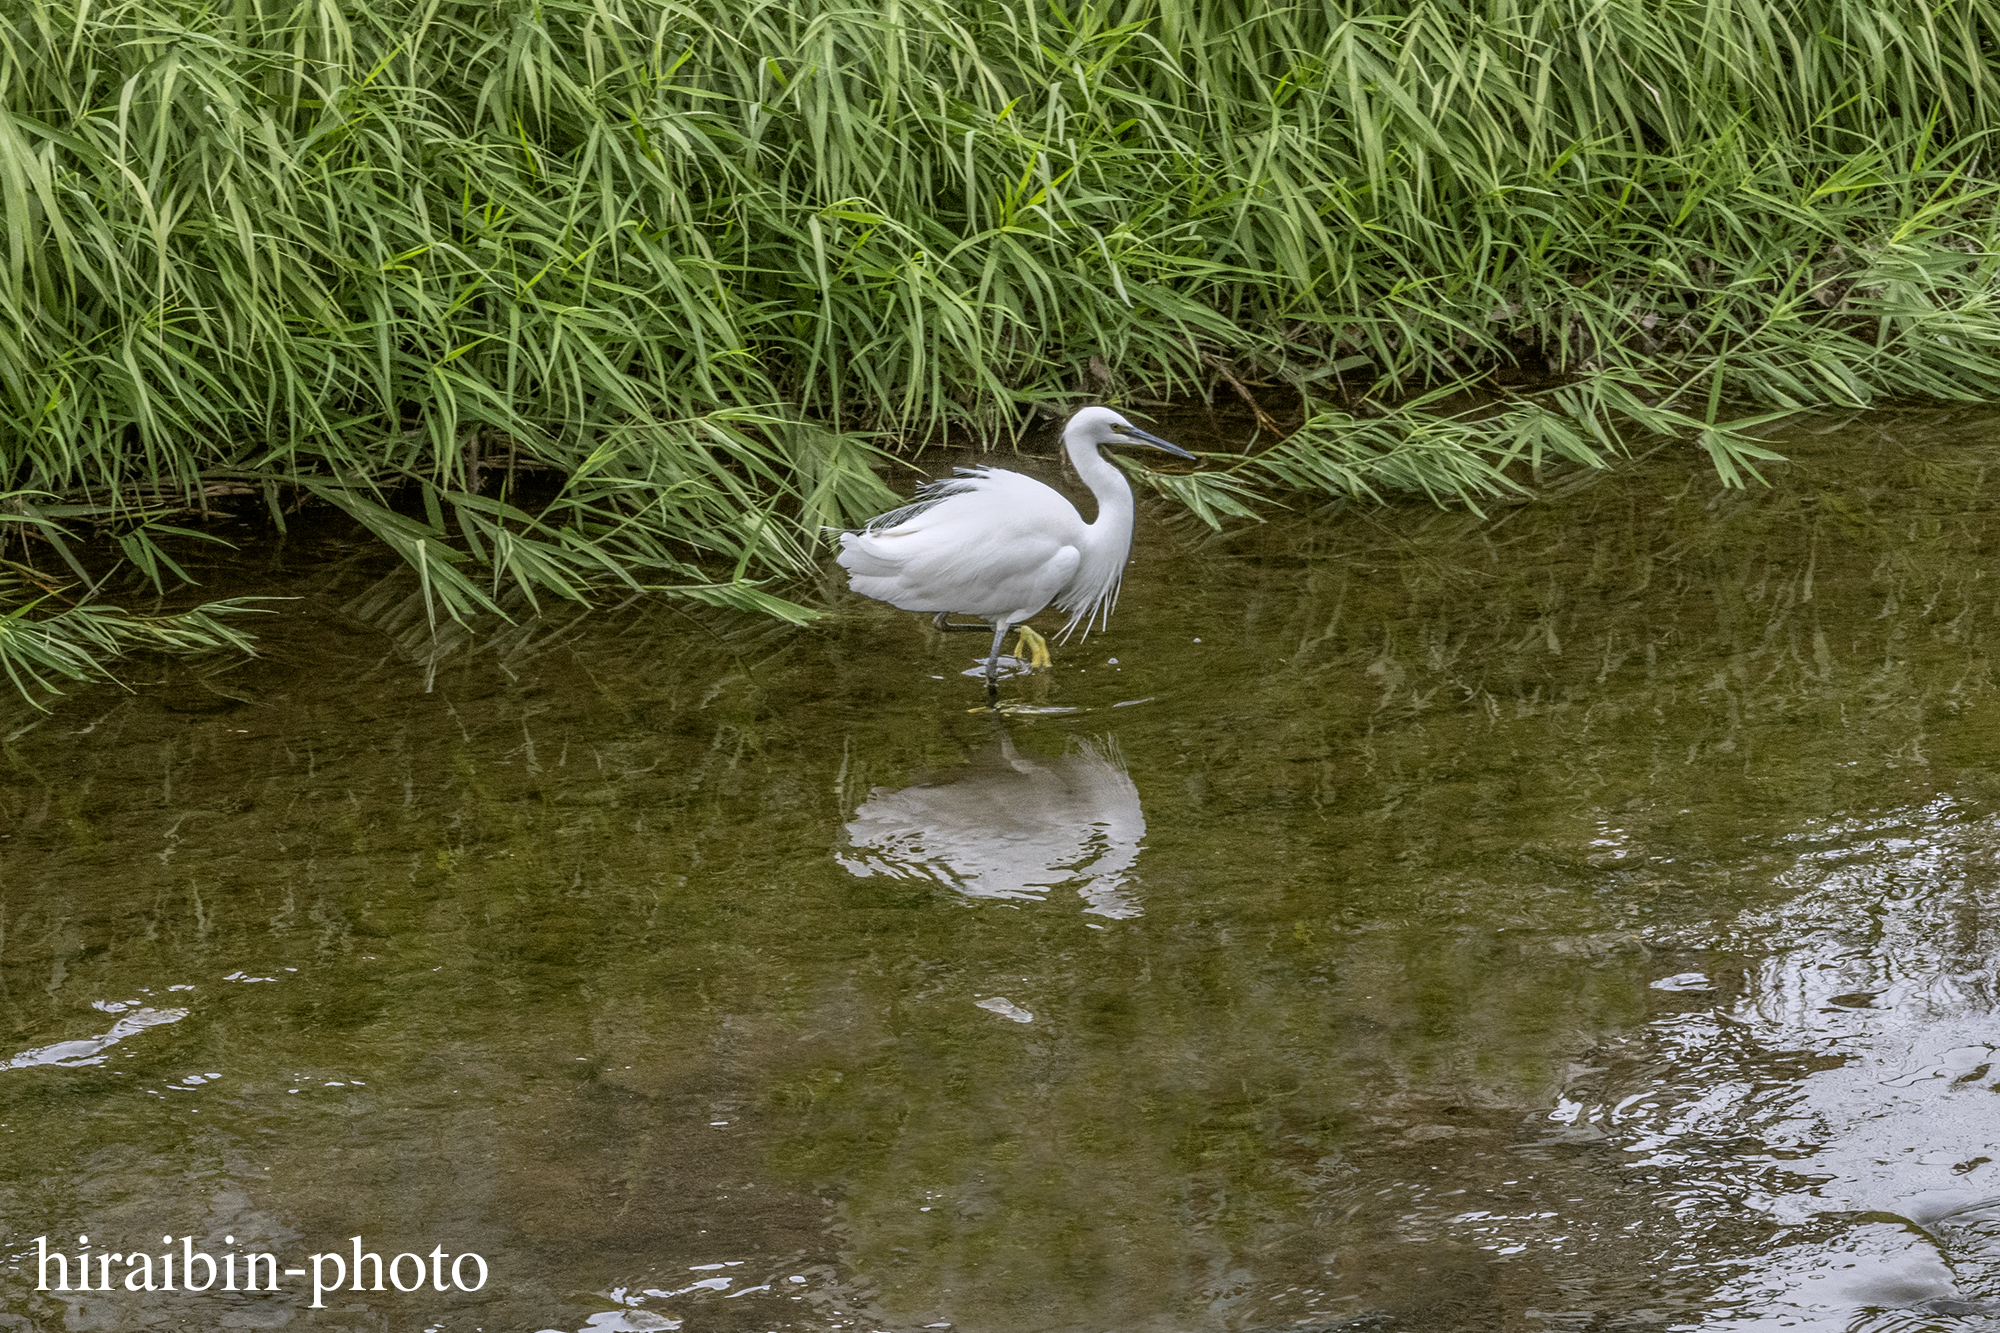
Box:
[2,0,1999,676]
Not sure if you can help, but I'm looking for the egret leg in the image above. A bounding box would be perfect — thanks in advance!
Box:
[984,620,1012,698]
[1011,625,1052,669]
[933,612,988,633]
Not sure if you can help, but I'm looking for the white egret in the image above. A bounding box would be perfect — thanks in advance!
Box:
[836,405,1194,694]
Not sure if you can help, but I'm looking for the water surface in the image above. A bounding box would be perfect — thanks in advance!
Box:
[7,412,2000,1332]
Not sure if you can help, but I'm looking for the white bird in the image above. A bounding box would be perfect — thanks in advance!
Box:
[836,405,1194,694]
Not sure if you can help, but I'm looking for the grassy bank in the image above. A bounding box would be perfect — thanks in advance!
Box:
[4,0,2000,693]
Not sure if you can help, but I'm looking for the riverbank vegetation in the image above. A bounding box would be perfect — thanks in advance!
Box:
[4,0,2000,695]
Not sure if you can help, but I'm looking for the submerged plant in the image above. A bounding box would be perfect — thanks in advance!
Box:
[2,0,1999,692]
[0,493,272,704]
[0,571,267,706]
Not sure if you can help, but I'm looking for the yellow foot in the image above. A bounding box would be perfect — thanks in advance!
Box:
[1011,625,1052,669]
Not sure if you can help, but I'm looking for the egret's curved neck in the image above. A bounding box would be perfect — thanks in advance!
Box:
[1056,424,1140,634]
[1065,431,1135,540]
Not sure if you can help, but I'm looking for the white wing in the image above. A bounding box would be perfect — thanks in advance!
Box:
[838,468,1087,621]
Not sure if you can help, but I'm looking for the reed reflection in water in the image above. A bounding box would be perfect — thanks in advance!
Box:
[837,730,1145,918]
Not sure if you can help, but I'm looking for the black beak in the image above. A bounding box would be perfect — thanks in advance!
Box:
[1116,426,1197,461]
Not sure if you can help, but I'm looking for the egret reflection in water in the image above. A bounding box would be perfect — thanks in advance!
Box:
[838,731,1145,918]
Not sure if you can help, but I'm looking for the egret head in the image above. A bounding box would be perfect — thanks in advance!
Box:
[1066,405,1196,460]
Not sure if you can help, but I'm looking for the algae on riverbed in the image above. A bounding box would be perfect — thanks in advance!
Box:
[7,415,2000,1329]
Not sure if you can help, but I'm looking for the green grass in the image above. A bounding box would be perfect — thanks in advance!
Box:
[4,0,2000,694]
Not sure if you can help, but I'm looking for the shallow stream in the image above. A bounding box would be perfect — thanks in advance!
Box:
[8,412,2000,1331]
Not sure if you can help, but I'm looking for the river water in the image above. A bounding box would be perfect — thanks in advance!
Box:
[7,412,2000,1332]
